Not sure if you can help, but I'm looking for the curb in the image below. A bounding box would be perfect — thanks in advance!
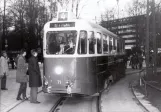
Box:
[131,81,160,112]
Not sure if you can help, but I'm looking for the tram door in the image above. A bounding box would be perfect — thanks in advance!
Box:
[87,57,96,94]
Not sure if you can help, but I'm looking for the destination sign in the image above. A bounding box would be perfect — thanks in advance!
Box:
[50,22,75,28]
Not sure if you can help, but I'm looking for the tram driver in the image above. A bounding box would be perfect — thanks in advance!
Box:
[64,36,75,54]
[57,35,65,54]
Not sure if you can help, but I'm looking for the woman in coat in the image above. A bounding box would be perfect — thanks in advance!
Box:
[16,50,28,100]
[28,49,42,104]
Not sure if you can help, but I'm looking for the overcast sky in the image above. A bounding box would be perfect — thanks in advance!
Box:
[79,0,132,22]
[2,0,161,23]
[0,0,132,21]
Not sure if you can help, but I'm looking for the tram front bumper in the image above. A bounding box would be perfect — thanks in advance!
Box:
[42,86,81,94]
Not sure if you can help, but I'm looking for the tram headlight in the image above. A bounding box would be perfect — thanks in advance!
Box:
[55,66,63,75]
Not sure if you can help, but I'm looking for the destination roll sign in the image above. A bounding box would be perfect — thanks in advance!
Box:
[50,22,75,28]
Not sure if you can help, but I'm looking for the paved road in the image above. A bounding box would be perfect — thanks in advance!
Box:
[1,63,149,112]
[0,65,61,112]
[101,69,146,112]
[9,93,60,112]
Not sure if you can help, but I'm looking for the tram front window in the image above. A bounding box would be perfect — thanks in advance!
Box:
[46,31,77,55]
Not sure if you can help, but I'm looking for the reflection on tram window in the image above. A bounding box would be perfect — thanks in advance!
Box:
[96,32,102,54]
[103,34,108,54]
[113,39,116,50]
[109,37,113,53]
[78,30,87,54]
[88,31,95,54]
[46,31,77,55]
[117,41,120,53]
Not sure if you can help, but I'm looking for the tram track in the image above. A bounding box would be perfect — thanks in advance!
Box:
[49,97,67,112]
[49,87,110,112]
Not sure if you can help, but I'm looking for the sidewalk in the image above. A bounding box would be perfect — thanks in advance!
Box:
[0,70,30,112]
[0,64,43,112]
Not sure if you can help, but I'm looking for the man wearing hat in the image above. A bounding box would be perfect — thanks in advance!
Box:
[0,51,9,90]
[28,49,42,103]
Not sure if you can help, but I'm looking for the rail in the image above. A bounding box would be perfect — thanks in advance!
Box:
[139,68,161,97]
[49,97,67,112]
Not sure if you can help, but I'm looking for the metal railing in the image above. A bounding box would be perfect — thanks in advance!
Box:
[139,68,161,97]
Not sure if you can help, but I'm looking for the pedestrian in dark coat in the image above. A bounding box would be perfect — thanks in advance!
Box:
[16,50,28,100]
[138,54,143,69]
[28,49,42,104]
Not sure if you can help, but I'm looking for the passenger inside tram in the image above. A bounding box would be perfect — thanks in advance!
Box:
[46,31,77,55]
[57,34,65,54]
[78,31,87,54]
[89,32,95,54]
[64,36,75,54]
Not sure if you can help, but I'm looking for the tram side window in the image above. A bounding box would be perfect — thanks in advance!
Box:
[122,41,125,52]
[119,41,122,52]
[109,37,113,53]
[78,30,87,54]
[115,39,117,53]
[113,39,116,50]
[96,32,102,54]
[120,40,124,52]
[117,41,120,53]
[88,31,95,54]
[103,34,108,54]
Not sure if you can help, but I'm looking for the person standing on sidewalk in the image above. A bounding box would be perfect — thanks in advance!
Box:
[28,49,42,104]
[0,51,9,90]
[16,50,28,100]
[138,54,144,70]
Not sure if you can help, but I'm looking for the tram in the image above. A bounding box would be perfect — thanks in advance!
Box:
[42,12,126,96]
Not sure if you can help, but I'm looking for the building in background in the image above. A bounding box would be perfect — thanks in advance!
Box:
[100,15,146,55]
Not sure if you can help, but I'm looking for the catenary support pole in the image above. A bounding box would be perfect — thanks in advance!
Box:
[152,0,157,75]
[146,0,150,77]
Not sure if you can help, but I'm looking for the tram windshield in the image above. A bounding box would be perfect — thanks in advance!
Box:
[46,31,77,55]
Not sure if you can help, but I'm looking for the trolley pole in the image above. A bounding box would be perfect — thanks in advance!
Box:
[146,0,150,76]
[152,0,157,75]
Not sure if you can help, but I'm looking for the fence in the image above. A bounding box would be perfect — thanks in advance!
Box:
[139,68,161,97]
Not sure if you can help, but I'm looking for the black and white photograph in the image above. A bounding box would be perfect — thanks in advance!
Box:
[0,0,161,112]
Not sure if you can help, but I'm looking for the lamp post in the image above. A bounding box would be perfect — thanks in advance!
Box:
[152,0,157,75]
[3,0,7,51]
[146,0,150,76]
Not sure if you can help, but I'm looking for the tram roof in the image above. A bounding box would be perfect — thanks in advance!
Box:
[44,19,120,39]
[82,20,119,38]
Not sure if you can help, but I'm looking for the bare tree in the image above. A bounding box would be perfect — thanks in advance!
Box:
[47,0,89,18]
[8,0,48,49]
[102,8,116,21]
[125,0,147,16]
[72,0,89,18]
